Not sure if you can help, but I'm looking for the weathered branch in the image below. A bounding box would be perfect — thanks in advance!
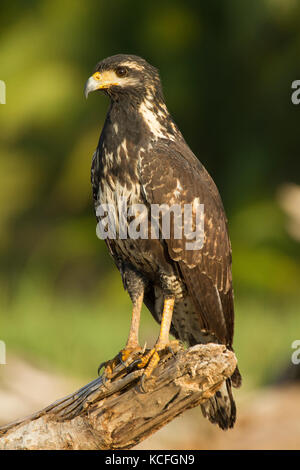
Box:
[0,343,236,450]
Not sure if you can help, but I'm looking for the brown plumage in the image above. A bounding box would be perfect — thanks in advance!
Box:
[85,54,241,430]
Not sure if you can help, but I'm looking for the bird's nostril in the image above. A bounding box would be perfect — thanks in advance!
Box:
[93,72,101,81]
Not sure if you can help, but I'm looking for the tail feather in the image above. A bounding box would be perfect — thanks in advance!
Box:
[231,365,242,388]
[201,379,236,430]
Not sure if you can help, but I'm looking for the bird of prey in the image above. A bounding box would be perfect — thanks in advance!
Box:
[85,54,241,430]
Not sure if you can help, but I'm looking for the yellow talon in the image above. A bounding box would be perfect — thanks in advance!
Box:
[143,351,160,378]
[137,348,155,369]
[120,346,142,364]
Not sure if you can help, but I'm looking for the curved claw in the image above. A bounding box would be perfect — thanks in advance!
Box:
[118,351,128,368]
[167,344,176,358]
[131,357,144,368]
[125,356,144,373]
[167,339,181,357]
[139,374,148,394]
[97,359,116,385]
[97,361,107,376]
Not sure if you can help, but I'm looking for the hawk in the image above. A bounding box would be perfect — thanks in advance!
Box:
[85,54,241,429]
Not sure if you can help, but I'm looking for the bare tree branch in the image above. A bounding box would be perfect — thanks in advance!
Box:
[0,343,237,450]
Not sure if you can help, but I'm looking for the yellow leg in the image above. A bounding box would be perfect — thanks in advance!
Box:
[138,297,175,377]
[156,296,175,347]
[121,292,144,362]
[99,292,144,378]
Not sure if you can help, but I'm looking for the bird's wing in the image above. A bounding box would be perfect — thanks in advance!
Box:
[139,140,234,347]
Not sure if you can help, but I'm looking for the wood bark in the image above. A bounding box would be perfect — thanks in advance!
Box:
[0,343,237,450]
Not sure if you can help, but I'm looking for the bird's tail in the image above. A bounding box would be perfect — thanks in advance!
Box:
[200,377,237,430]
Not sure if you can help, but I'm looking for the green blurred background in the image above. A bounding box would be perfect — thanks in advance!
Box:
[1,0,300,390]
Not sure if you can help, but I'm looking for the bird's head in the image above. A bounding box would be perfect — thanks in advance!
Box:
[84,54,163,103]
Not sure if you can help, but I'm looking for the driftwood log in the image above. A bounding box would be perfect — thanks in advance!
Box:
[0,343,237,450]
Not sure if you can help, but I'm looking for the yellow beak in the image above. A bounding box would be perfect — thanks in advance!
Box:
[84,71,119,98]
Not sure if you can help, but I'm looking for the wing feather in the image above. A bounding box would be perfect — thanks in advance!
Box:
[139,140,234,346]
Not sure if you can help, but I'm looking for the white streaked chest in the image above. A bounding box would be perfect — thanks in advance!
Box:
[99,173,141,207]
[96,142,144,232]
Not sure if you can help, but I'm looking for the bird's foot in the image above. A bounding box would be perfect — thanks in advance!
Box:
[119,345,143,365]
[137,340,181,392]
[98,345,144,383]
[97,357,119,381]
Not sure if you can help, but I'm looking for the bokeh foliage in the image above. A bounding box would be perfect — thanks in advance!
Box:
[0,0,300,386]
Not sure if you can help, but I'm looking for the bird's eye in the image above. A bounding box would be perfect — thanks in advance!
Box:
[115,67,128,78]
